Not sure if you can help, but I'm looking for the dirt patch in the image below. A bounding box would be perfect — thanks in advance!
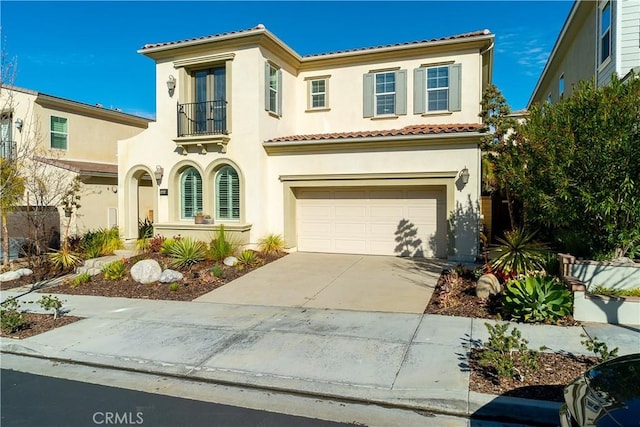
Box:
[426,266,595,402]
[0,312,83,339]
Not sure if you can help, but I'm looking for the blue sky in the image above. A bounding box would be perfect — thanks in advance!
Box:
[1,1,573,118]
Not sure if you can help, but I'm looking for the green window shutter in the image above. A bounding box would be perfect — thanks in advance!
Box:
[413,68,426,114]
[449,64,462,112]
[264,62,271,111]
[216,166,240,221]
[363,73,374,118]
[395,70,407,115]
[181,167,202,218]
[277,68,283,116]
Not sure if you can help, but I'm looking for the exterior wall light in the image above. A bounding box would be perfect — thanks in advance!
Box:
[15,118,23,132]
[154,165,164,186]
[166,75,176,97]
[460,166,470,185]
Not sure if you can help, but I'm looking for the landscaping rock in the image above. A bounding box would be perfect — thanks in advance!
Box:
[130,259,162,284]
[0,271,21,282]
[159,269,183,283]
[476,273,502,299]
[15,268,33,277]
[223,256,238,267]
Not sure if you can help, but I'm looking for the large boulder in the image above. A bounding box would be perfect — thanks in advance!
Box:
[15,268,33,277]
[0,271,21,282]
[476,273,502,299]
[130,259,162,284]
[159,269,184,283]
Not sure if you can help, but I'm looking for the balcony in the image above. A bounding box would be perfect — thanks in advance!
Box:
[0,140,16,159]
[175,100,230,155]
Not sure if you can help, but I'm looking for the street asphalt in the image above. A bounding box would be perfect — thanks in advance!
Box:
[1,288,638,426]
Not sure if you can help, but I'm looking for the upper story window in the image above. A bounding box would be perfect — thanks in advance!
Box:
[265,62,282,116]
[559,74,565,98]
[427,66,450,112]
[413,64,461,114]
[191,67,226,135]
[363,69,407,118]
[600,1,611,64]
[0,113,14,159]
[308,78,328,109]
[180,167,202,219]
[50,116,68,150]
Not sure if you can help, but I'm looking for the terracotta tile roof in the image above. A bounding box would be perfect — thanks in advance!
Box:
[302,30,492,58]
[266,124,482,143]
[140,25,492,55]
[35,157,118,177]
[141,25,265,50]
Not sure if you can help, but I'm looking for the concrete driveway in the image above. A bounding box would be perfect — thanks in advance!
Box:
[194,252,445,314]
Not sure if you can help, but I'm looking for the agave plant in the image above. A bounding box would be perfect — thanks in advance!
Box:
[258,233,285,255]
[101,259,127,280]
[502,274,572,323]
[48,246,81,271]
[236,249,257,266]
[489,228,550,275]
[167,237,207,268]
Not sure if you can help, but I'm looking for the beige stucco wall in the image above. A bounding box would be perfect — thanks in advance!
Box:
[119,34,486,259]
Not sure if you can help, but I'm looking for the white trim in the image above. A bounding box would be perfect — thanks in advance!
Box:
[426,65,450,112]
[307,77,328,110]
[599,1,612,66]
[374,71,396,116]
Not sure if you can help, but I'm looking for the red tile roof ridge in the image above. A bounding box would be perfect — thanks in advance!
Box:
[141,25,265,50]
[266,123,482,143]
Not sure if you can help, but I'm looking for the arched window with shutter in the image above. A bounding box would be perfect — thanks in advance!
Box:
[215,165,239,221]
[180,167,202,219]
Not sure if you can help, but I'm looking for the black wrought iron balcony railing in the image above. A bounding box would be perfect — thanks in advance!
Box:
[0,140,17,160]
[177,100,228,138]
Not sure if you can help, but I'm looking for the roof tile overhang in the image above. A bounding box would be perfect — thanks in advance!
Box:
[34,157,118,179]
[263,123,483,155]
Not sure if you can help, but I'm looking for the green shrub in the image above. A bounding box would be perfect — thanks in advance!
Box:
[168,283,180,292]
[136,237,151,252]
[167,237,207,269]
[38,295,64,320]
[72,272,92,288]
[0,298,26,333]
[479,322,541,381]
[81,227,124,258]
[581,335,619,362]
[210,264,224,278]
[138,218,154,239]
[502,274,572,323]
[101,259,127,280]
[236,249,257,266]
[160,238,177,255]
[48,247,81,271]
[489,228,550,275]
[590,286,640,298]
[209,225,238,261]
[258,233,285,255]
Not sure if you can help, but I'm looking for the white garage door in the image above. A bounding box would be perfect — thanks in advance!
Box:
[296,187,446,257]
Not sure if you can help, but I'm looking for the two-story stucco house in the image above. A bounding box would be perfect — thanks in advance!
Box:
[529,0,639,105]
[1,85,150,251]
[118,25,494,261]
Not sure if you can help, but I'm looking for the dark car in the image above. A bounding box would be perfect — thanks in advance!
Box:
[560,353,640,427]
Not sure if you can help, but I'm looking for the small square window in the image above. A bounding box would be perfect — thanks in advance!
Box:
[50,116,68,150]
[309,78,327,109]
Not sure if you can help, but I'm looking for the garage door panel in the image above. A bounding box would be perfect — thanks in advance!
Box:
[297,186,445,257]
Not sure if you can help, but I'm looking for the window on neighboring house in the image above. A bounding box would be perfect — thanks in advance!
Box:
[559,74,565,97]
[180,167,202,219]
[215,165,240,221]
[308,78,327,109]
[363,70,407,117]
[50,116,68,150]
[413,64,461,114]
[265,62,282,116]
[600,1,611,64]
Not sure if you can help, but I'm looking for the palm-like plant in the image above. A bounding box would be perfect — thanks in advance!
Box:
[489,228,550,275]
[258,233,285,255]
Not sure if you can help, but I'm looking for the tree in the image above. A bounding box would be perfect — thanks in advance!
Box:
[520,74,640,259]
[0,158,25,265]
[478,84,526,229]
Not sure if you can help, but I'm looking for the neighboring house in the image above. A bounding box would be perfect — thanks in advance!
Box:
[529,0,640,105]
[118,25,494,260]
[0,85,150,250]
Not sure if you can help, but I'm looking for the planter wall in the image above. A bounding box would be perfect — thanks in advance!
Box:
[570,260,640,290]
[573,291,640,325]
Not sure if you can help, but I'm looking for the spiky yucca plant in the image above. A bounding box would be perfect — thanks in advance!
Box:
[258,233,285,255]
[167,237,207,268]
[489,228,550,275]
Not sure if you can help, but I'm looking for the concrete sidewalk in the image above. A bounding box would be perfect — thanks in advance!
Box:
[1,291,639,426]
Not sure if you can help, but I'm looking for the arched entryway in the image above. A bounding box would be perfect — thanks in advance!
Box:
[123,166,158,241]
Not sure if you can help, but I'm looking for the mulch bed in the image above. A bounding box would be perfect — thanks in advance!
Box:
[426,266,595,402]
[0,312,83,339]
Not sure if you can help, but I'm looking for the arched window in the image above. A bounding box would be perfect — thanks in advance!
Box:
[180,167,202,219]
[215,166,239,221]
